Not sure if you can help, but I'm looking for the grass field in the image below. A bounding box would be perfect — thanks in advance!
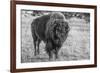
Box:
[21,13,90,63]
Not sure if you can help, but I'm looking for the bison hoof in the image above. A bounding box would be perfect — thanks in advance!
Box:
[49,58,53,61]
[34,52,37,56]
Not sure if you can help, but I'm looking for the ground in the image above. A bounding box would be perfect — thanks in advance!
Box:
[21,12,90,63]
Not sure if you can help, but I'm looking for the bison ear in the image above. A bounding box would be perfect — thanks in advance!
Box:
[66,24,70,32]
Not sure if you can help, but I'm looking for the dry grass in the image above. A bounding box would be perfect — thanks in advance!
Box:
[21,14,90,63]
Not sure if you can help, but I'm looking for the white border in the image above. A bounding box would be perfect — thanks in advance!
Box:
[16,5,94,69]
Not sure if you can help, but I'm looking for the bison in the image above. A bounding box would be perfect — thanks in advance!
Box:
[31,12,70,60]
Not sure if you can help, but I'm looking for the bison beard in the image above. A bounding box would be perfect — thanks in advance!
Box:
[31,12,70,60]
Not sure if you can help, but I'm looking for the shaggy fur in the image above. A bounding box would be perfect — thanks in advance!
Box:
[31,12,70,60]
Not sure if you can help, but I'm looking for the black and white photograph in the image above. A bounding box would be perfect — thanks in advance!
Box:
[10,1,97,72]
[21,10,90,63]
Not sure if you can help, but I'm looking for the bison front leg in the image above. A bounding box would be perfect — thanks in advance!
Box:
[46,48,53,61]
[45,41,53,60]
[48,51,53,61]
[54,48,60,59]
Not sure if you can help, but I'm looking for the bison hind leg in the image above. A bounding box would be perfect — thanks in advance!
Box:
[33,38,41,56]
[33,39,37,56]
[37,39,41,55]
[32,30,38,56]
